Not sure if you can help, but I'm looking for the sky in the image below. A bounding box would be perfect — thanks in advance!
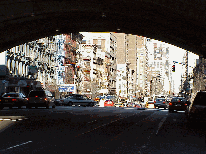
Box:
[168,44,199,93]
[0,51,6,65]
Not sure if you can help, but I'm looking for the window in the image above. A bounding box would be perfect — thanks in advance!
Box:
[29,91,46,97]
[3,93,19,97]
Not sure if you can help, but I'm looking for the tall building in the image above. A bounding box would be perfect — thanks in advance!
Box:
[79,32,117,97]
[113,33,147,99]
[136,36,147,97]
[146,39,171,97]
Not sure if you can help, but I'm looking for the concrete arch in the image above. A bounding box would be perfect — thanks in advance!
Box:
[1,0,206,57]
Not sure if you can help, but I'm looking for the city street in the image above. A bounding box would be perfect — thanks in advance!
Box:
[0,106,205,154]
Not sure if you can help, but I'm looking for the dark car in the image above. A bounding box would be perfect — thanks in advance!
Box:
[27,90,55,109]
[63,94,97,107]
[168,97,189,113]
[54,98,64,106]
[154,98,168,109]
[0,92,28,109]
[186,91,206,122]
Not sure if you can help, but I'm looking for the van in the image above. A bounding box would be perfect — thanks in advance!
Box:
[27,90,55,109]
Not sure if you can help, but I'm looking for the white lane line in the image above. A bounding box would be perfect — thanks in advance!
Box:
[2,141,32,151]
[156,116,167,135]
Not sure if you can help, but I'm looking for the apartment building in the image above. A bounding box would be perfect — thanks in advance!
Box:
[79,32,117,96]
[136,36,147,97]
[146,38,171,96]
[1,36,60,96]
[113,33,148,99]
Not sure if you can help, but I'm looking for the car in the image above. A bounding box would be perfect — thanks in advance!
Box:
[54,98,64,106]
[154,98,168,109]
[139,101,146,108]
[134,104,141,108]
[27,90,55,109]
[114,102,124,107]
[63,94,97,107]
[104,99,114,107]
[185,91,206,122]
[118,98,127,104]
[146,101,155,108]
[168,97,188,113]
[0,92,28,109]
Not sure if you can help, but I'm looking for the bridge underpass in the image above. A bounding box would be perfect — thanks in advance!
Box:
[1,0,206,57]
[1,2,206,152]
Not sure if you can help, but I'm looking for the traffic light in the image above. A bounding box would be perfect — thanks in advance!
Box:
[172,65,175,72]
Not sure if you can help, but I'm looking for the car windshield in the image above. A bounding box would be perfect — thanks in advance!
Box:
[194,92,206,105]
[29,91,46,97]
[3,93,19,97]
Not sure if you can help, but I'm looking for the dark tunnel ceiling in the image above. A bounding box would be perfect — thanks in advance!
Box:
[1,0,206,57]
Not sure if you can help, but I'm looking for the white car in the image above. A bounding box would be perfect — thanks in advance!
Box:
[146,101,155,108]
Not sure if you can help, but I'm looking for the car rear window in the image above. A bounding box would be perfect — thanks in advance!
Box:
[29,91,46,97]
[194,92,206,105]
[156,99,165,101]
[148,102,154,104]
[3,94,19,97]
[171,98,185,102]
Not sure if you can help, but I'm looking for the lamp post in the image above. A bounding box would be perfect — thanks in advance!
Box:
[126,62,131,100]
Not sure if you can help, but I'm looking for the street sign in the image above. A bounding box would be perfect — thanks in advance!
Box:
[58,84,76,93]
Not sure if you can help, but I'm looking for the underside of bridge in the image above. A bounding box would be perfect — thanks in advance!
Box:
[1,0,206,57]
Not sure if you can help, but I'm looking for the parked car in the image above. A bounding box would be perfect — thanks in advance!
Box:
[186,91,206,122]
[63,94,97,107]
[27,90,55,109]
[154,98,168,109]
[0,92,28,109]
[168,97,188,112]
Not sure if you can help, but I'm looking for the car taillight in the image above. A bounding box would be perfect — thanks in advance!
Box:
[12,99,16,101]
[35,96,38,97]
[45,98,47,101]
[169,102,172,105]
[184,103,187,106]
[163,101,165,104]
[154,101,156,103]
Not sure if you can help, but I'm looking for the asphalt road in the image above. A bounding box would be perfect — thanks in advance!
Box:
[0,106,205,154]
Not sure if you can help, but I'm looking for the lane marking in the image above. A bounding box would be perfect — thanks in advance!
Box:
[1,141,32,151]
[156,116,167,135]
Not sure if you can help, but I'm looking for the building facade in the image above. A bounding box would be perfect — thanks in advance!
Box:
[79,32,117,97]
